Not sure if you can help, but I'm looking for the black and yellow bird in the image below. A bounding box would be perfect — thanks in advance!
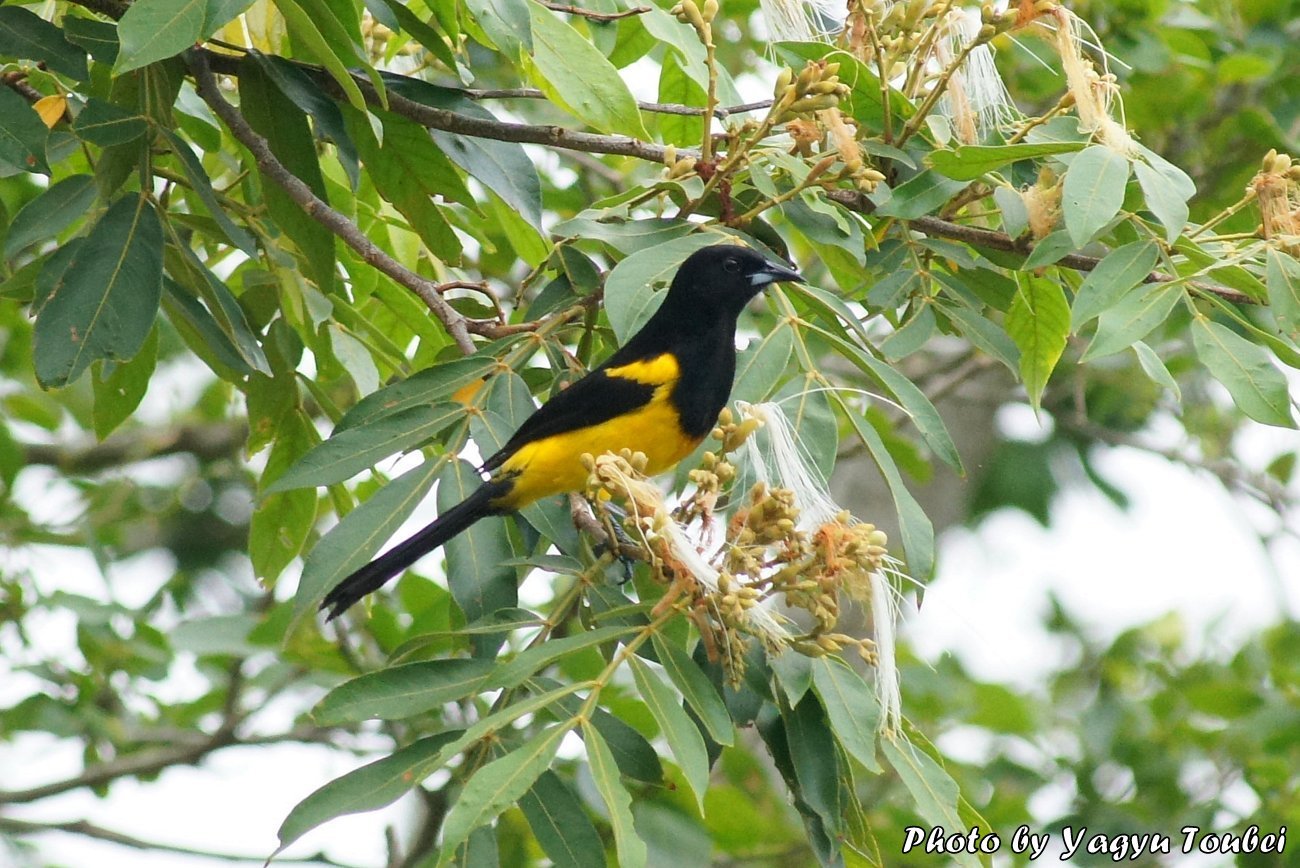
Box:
[322,244,802,619]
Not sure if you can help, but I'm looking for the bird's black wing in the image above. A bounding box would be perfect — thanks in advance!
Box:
[479,366,656,474]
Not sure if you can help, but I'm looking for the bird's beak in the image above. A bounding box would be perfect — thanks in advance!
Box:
[750,261,804,287]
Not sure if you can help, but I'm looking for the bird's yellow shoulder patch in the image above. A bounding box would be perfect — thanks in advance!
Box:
[605,353,680,386]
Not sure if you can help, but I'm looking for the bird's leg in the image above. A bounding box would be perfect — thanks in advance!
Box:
[593,499,639,583]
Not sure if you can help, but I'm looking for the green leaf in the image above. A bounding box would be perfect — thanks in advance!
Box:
[1070,240,1159,330]
[582,720,648,868]
[810,658,881,773]
[238,58,335,292]
[1005,275,1069,410]
[275,731,461,851]
[519,771,605,868]
[1265,249,1300,343]
[162,278,256,378]
[803,323,962,473]
[336,355,496,431]
[1131,341,1180,401]
[0,87,50,175]
[1061,144,1130,246]
[440,724,569,855]
[873,170,966,220]
[651,634,733,746]
[165,251,271,375]
[0,7,88,79]
[3,175,96,259]
[273,0,369,110]
[783,692,844,836]
[733,323,794,404]
[489,625,637,689]
[1134,158,1187,244]
[881,737,981,868]
[313,658,495,725]
[161,128,258,255]
[250,410,318,582]
[937,301,1019,371]
[63,17,119,64]
[630,655,710,811]
[927,142,1085,181]
[33,194,163,388]
[1081,282,1181,361]
[656,51,704,148]
[604,234,721,342]
[526,5,649,139]
[439,458,518,657]
[1191,318,1295,428]
[72,98,148,147]
[1022,230,1075,270]
[92,326,158,438]
[384,79,543,230]
[115,0,206,73]
[832,391,935,578]
[268,403,462,491]
[464,0,532,52]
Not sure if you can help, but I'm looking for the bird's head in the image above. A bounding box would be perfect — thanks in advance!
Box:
[668,244,803,318]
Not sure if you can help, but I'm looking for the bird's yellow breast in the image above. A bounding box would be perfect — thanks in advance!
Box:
[494,354,701,508]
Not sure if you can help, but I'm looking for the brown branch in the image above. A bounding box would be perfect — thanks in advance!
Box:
[21,422,248,474]
[825,190,1257,304]
[0,817,360,867]
[461,87,773,118]
[187,50,479,353]
[540,1,650,21]
[0,725,337,806]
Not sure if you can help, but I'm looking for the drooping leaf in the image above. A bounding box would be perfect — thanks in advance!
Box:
[519,771,605,868]
[1134,158,1188,243]
[439,724,569,855]
[1191,318,1295,428]
[3,174,96,259]
[1070,240,1159,330]
[0,7,89,79]
[1081,282,1181,361]
[1265,249,1300,343]
[1061,144,1130,247]
[810,658,882,773]
[525,5,649,140]
[161,128,259,255]
[927,141,1085,181]
[583,720,648,868]
[268,402,462,491]
[630,655,710,811]
[651,634,734,746]
[250,410,318,582]
[439,458,518,656]
[313,658,495,725]
[33,194,163,387]
[1005,275,1070,410]
[882,737,981,868]
[0,87,51,174]
[238,57,336,292]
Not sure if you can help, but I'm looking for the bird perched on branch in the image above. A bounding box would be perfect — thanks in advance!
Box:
[322,243,803,619]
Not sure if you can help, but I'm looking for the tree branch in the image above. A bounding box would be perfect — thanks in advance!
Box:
[21,422,248,474]
[540,1,650,21]
[187,50,480,354]
[826,190,1257,304]
[0,817,361,867]
[0,725,336,805]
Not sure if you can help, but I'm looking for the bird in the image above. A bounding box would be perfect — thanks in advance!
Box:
[321,243,803,619]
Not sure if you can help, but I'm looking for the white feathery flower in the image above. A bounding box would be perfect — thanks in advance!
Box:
[759,0,847,43]
[935,7,1017,144]
[739,400,906,733]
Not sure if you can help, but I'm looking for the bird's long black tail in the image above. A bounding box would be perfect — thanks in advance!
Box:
[321,481,506,620]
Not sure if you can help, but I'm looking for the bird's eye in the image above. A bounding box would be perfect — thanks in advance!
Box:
[723,258,741,273]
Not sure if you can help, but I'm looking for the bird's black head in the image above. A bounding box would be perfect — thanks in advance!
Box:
[665,245,803,319]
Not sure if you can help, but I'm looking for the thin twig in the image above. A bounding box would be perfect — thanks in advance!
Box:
[0,817,360,867]
[541,1,650,21]
[825,190,1256,304]
[187,50,478,353]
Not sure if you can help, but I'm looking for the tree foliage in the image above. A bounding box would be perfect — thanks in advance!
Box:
[1,0,1298,864]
